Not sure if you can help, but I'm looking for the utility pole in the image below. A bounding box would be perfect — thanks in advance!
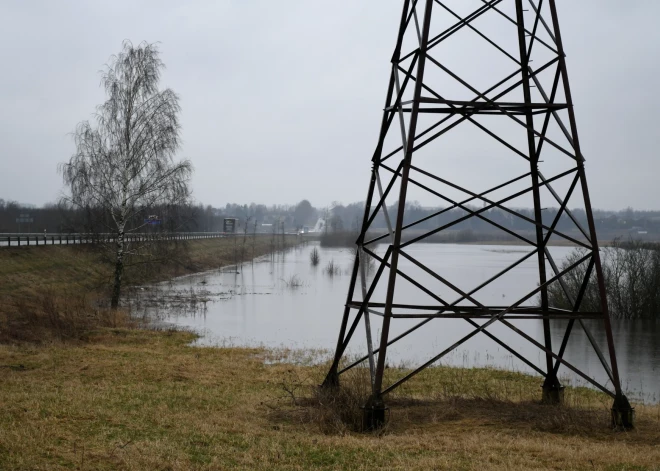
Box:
[323,0,632,430]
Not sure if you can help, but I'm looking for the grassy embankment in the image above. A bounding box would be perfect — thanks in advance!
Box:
[0,329,659,470]
[2,235,660,470]
[0,235,298,342]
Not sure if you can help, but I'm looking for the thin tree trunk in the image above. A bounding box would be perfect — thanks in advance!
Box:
[241,217,250,268]
[252,219,257,265]
[111,229,125,309]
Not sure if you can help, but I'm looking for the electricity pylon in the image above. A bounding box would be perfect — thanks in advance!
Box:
[323,0,633,429]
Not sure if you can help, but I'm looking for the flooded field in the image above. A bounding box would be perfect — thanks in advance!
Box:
[133,243,660,403]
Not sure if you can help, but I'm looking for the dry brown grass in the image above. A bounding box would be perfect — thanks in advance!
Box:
[4,290,134,343]
[0,236,298,343]
[1,329,657,470]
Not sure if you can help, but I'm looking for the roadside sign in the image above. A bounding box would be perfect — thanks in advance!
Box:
[223,218,237,233]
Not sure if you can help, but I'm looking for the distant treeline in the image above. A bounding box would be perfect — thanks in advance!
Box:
[0,199,318,234]
[325,202,660,240]
[2,198,660,240]
[319,229,525,248]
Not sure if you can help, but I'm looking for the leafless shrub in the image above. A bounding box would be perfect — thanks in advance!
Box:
[310,247,320,266]
[324,259,341,277]
[547,238,660,319]
[312,368,373,434]
[3,290,133,343]
[273,365,372,435]
[281,274,305,289]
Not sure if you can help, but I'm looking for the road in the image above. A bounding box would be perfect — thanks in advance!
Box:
[0,232,297,248]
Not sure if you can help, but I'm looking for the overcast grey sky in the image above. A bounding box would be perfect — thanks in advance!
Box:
[0,1,658,210]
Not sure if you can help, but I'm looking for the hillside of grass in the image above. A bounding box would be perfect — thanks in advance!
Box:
[0,329,658,470]
[0,236,298,342]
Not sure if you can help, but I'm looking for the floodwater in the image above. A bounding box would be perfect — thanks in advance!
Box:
[134,243,660,403]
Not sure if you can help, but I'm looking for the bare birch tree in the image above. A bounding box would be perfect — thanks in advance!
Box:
[60,41,192,308]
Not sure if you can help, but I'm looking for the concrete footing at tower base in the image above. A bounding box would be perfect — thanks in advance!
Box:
[362,399,388,432]
[326,376,634,431]
[611,395,635,429]
[321,371,339,390]
[541,384,565,404]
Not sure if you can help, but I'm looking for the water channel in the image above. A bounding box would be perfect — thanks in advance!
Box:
[135,243,660,403]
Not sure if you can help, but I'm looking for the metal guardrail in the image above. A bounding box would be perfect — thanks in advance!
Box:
[0,232,298,248]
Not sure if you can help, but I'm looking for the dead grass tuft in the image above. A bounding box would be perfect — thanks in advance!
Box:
[1,289,133,343]
[312,368,373,434]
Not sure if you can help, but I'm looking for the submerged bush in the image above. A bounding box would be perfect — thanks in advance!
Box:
[310,247,320,266]
[324,259,341,277]
[547,239,660,319]
[281,274,305,289]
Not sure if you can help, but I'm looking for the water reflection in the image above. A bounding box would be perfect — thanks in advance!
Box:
[134,243,660,403]
[550,319,660,403]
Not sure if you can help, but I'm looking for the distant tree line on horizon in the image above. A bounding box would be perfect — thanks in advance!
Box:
[2,198,660,240]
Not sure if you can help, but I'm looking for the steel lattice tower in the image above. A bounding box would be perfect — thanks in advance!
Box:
[323,0,633,429]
